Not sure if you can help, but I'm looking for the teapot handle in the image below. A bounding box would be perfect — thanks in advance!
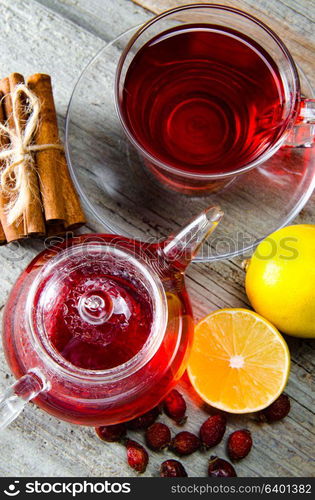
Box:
[0,369,49,430]
[285,98,315,147]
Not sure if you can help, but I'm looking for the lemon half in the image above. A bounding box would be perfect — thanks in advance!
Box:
[187,309,290,413]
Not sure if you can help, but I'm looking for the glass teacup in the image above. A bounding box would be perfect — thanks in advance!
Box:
[116,4,314,194]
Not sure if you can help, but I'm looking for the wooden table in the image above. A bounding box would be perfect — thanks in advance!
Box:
[0,0,314,477]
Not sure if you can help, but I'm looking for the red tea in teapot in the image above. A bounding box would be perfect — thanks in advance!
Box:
[44,265,153,370]
[1,208,222,427]
[2,235,192,425]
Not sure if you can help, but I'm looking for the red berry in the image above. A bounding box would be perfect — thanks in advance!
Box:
[126,406,160,430]
[160,459,188,477]
[227,429,252,460]
[145,423,171,451]
[261,394,291,422]
[163,389,187,424]
[200,414,226,448]
[171,431,200,456]
[208,456,237,477]
[125,439,148,473]
[95,423,126,443]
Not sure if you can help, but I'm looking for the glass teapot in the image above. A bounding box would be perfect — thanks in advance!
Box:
[0,206,222,429]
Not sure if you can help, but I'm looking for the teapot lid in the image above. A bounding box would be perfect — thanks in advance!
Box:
[27,242,167,375]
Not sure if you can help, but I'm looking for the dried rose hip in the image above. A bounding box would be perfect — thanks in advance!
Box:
[200,414,226,448]
[125,439,148,473]
[227,429,252,460]
[170,431,200,456]
[163,389,187,424]
[208,456,237,477]
[160,459,188,477]
[145,423,171,451]
[126,406,160,430]
[95,423,126,442]
[260,394,291,422]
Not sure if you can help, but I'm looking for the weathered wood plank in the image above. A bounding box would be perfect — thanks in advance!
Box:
[0,0,314,478]
[35,0,151,40]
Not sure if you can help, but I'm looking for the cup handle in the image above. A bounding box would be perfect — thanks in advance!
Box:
[0,369,49,430]
[285,98,315,147]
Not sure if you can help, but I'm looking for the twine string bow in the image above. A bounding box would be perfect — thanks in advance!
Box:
[0,84,63,225]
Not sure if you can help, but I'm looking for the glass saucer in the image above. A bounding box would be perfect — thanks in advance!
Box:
[65,26,315,262]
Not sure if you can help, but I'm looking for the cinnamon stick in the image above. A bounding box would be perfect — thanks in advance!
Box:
[8,73,45,236]
[0,93,6,245]
[0,72,85,244]
[27,74,66,224]
[0,224,6,244]
[0,81,25,242]
[46,221,66,237]
[59,154,86,230]
[27,74,85,229]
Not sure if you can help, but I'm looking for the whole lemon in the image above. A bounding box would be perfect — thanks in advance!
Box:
[245,224,315,338]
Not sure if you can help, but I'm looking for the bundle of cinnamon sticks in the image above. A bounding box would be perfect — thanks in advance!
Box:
[0,73,85,244]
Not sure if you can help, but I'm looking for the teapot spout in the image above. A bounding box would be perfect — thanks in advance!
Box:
[162,206,223,271]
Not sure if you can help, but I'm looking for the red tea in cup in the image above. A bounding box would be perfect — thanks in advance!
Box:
[120,24,286,176]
